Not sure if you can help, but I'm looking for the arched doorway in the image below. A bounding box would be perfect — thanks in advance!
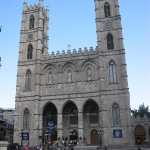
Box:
[83,99,99,145]
[135,125,146,145]
[43,103,57,145]
[62,101,78,143]
[91,129,98,145]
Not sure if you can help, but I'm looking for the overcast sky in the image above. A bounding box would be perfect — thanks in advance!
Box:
[0,0,149,109]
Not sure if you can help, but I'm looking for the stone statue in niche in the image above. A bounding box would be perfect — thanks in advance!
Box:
[48,72,53,84]
[67,70,72,83]
[87,68,92,81]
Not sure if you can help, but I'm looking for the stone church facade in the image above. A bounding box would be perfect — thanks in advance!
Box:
[14,0,132,148]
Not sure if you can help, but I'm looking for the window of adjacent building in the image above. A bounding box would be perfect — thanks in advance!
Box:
[25,70,32,91]
[23,108,30,130]
[104,2,111,17]
[109,60,117,84]
[107,33,114,50]
[112,103,120,127]
[135,125,146,145]
[27,44,33,60]
[29,15,35,30]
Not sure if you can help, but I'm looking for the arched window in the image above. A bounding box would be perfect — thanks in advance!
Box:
[112,103,120,127]
[87,68,92,81]
[109,60,117,84]
[107,33,114,50]
[25,70,32,91]
[104,2,111,17]
[29,15,35,29]
[67,70,72,83]
[23,108,30,130]
[27,44,33,60]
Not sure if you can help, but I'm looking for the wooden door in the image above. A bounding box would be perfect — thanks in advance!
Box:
[91,129,98,145]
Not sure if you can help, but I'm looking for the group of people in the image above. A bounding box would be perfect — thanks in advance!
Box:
[7,136,86,150]
[24,145,42,150]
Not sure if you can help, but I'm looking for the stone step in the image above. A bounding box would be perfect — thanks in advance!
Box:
[74,145,150,150]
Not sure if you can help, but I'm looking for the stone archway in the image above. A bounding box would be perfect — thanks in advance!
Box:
[62,101,78,141]
[135,125,146,145]
[43,102,57,145]
[83,99,99,145]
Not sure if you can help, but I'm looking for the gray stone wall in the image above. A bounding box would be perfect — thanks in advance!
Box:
[14,0,131,147]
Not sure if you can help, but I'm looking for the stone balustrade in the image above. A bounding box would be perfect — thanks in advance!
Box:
[48,46,97,58]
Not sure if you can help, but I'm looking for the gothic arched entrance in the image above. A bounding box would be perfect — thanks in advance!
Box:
[90,129,98,145]
[83,100,99,145]
[135,125,146,145]
[43,103,57,145]
[62,101,78,142]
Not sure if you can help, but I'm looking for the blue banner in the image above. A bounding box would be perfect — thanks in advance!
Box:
[22,132,29,141]
[113,129,122,138]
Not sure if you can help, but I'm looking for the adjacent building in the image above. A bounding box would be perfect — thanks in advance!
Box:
[0,108,14,144]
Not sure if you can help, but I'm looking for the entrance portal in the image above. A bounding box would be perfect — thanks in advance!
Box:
[43,103,57,145]
[62,101,78,139]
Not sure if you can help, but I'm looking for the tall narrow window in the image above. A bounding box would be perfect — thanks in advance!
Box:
[25,70,32,91]
[67,70,72,83]
[112,103,120,127]
[23,108,30,130]
[104,2,111,17]
[109,60,117,84]
[107,33,114,50]
[87,68,92,81]
[27,44,33,60]
[29,15,35,29]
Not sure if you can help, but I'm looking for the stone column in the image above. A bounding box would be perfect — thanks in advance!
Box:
[78,111,83,138]
[57,113,63,138]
